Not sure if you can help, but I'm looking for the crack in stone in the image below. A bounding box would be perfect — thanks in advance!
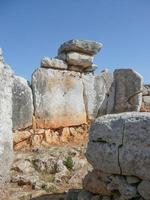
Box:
[118,121,125,175]
[127,90,142,104]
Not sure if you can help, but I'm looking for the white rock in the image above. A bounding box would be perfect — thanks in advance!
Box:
[0,62,13,183]
[32,68,87,129]
[41,57,67,70]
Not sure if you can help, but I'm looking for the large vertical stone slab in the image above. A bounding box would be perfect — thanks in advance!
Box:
[32,68,87,129]
[114,69,143,113]
[82,73,106,120]
[0,55,13,183]
[12,76,34,130]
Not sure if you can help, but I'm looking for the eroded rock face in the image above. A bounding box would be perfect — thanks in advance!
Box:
[12,76,34,130]
[58,39,102,56]
[32,68,87,129]
[0,59,13,183]
[82,73,108,120]
[86,112,150,180]
[41,57,68,70]
[113,69,143,113]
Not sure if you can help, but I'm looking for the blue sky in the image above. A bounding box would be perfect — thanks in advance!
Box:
[0,0,150,83]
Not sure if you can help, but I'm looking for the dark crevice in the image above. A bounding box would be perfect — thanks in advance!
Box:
[118,121,125,175]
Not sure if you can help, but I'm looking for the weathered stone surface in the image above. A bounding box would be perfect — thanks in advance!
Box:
[141,96,150,112]
[126,176,141,184]
[83,170,111,195]
[0,60,13,183]
[142,84,150,96]
[32,68,86,129]
[114,69,143,113]
[58,52,93,68]
[68,64,97,73]
[82,73,107,120]
[98,70,113,116]
[12,76,33,130]
[58,39,102,56]
[86,112,150,180]
[41,57,68,70]
[137,181,150,200]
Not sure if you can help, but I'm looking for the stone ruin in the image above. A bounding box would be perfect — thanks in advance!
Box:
[0,39,150,199]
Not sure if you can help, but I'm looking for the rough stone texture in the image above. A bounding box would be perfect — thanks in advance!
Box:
[137,180,150,200]
[12,76,34,130]
[114,69,143,113]
[58,39,102,56]
[86,112,150,180]
[32,68,87,129]
[82,73,107,120]
[83,170,111,195]
[0,59,13,183]
[41,57,68,70]
[58,52,93,68]
[98,70,113,116]
[142,84,150,96]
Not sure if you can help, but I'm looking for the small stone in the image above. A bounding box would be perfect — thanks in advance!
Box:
[41,57,68,70]
[31,134,43,147]
[137,181,150,200]
[60,127,70,142]
[126,176,141,184]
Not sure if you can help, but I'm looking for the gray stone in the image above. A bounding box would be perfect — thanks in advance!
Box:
[32,68,86,129]
[82,73,107,120]
[86,112,150,180]
[143,96,150,104]
[12,76,33,130]
[107,175,137,199]
[84,64,98,73]
[41,57,68,70]
[0,61,13,183]
[78,190,94,200]
[114,69,143,113]
[58,39,102,56]
[98,70,113,116]
[126,176,141,184]
[142,84,150,96]
[137,181,150,200]
[65,189,81,200]
[58,52,93,68]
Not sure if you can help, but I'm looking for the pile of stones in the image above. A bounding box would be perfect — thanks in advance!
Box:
[74,112,150,200]
[41,39,102,73]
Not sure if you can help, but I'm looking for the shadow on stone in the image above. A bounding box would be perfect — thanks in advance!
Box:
[32,193,65,200]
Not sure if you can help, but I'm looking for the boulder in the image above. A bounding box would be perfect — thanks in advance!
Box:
[58,39,102,56]
[12,76,34,130]
[41,57,67,70]
[113,69,143,113]
[58,52,93,68]
[32,68,87,129]
[82,73,106,120]
[86,112,150,180]
[0,59,13,183]
[141,96,150,112]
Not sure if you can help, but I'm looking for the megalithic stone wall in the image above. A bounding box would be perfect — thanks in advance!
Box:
[0,49,13,183]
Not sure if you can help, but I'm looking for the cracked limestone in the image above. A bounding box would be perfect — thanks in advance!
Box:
[86,112,150,180]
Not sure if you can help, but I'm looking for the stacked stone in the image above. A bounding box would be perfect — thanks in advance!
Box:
[79,112,150,200]
[41,39,102,73]
[141,84,150,112]
[32,39,105,130]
